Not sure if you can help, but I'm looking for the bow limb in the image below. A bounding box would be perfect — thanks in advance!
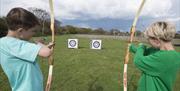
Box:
[123,0,146,91]
[45,0,55,91]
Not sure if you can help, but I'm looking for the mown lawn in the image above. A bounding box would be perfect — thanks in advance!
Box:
[0,35,180,91]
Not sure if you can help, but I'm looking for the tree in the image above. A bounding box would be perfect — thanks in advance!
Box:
[77,28,92,34]
[175,31,180,39]
[60,25,77,34]
[92,28,107,35]
[110,28,120,36]
[28,7,50,35]
[29,7,62,36]
[135,30,143,37]
[0,17,8,37]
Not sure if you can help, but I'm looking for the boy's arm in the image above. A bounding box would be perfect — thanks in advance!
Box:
[129,43,159,55]
[9,41,42,63]
[133,44,163,76]
[37,42,54,58]
[9,39,54,62]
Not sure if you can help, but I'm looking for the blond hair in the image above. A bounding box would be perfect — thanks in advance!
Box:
[144,21,176,42]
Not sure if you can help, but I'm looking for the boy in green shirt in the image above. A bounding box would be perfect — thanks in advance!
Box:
[130,21,180,91]
[0,8,54,91]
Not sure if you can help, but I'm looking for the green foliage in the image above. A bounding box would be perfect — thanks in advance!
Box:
[91,28,107,35]
[175,33,180,39]
[0,17,8,37]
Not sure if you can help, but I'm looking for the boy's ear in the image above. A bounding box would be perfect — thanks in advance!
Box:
[154,39,158,43]
[154,39,161,45]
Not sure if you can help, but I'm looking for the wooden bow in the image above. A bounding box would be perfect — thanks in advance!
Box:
[45,0,55,91]
[123,0,146,91]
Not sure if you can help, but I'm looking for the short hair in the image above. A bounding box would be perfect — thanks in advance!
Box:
[6,7,40,31]
[144,21,176,42]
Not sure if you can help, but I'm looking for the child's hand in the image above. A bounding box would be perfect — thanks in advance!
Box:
[138,43,146,49]
[129,43,137,53]
[38,42,55,58]
[129,43,146,53]
[47,42,55,49]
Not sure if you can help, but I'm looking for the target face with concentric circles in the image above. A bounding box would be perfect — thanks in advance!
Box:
[93,41,100,48]
[69,40,77,47]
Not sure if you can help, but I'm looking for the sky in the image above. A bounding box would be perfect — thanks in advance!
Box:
[0,0,180,31]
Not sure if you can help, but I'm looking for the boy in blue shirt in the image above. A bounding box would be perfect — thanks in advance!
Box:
[0,7,54,91]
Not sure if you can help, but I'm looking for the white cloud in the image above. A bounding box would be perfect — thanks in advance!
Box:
[55,0,177,20]
[143,0,172,17]
[0,0,179,20]
[0,0,48,16]
[165,17,180,22]
[75,23,91,28]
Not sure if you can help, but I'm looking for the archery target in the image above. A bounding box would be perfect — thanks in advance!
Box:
[91,40,102,49]
[68,39,78,49]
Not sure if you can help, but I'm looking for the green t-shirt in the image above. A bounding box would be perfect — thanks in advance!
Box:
[130,44,180,91]
[0,36,43,91]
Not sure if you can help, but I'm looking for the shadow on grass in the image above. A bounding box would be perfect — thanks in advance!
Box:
[88,77,104,91]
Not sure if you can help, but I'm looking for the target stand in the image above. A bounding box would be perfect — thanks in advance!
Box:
[91,40,102,49]
[68,39,78,49]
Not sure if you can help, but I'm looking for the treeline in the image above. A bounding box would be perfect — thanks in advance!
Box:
[0,7,180,39]
[0,17,8,37]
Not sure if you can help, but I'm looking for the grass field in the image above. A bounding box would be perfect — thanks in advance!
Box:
[0,34,180,91]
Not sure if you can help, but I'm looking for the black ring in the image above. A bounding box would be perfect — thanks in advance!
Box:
[93,41,100,48]
[69,40,77,47]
